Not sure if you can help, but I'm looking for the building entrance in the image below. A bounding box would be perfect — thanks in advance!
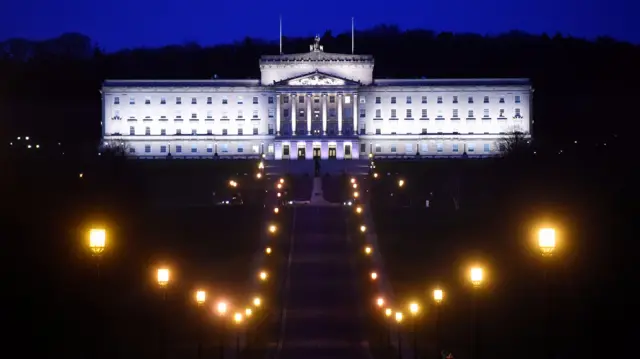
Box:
[297,147,306,159]
[313,145,321,159]
[282,145,290,159]
[328,146,337,159]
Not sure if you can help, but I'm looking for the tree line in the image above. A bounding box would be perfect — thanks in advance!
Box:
[0,25,638,152]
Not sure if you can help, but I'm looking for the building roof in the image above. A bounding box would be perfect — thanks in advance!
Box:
[103,79,260,87]
[260,51,374,64]
[372,78,531,87]
[260,35,373,64]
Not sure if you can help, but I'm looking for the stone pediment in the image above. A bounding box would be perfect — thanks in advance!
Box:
[277,71,359,86]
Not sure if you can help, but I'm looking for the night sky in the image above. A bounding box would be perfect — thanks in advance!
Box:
[2,0,637,52]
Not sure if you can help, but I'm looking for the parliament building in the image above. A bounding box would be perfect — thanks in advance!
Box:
[101,36,532,160]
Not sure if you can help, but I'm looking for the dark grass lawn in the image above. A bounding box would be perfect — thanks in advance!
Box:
[4,157,274,358]
[368,156,634,359]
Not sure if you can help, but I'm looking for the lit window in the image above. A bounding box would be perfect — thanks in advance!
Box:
[344,96,351,104]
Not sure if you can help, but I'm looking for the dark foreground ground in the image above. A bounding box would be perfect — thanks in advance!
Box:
[4,156,272,358]
[369,151,635,358]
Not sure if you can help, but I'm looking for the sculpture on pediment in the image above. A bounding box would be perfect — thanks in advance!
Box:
[288,74,345,86]
[309,34,324,52]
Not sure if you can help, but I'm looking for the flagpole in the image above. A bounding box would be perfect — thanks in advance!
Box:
[279,15,283,54]
[351,17,355,54]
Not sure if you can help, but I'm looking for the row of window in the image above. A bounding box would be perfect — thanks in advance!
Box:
[114,96,273,105]
[112,109,273,120]
[120,125,508,137]
[131,143,265,154]
[112,107,524,121]
[373,142,494,153]
[378,95,521,105]
[371,108,523,119]
[125,127,268,136]
[113,94,523,106]
[129,142,498,155]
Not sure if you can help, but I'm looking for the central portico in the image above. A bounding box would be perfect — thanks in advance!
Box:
[262,35,371,160]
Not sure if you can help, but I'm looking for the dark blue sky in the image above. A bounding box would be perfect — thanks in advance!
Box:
[2,0,637,52]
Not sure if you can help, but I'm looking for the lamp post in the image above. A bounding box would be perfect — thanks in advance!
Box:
[384,308,393,351]
[538,228,557,359]
[88,228,106,359]
[433,289,444,359]
[156,268,170,359]
[469,267,484,359]
[195,290,206,359]
[88,228,106,276]
[216,301,228,359]
[395,312,404,359]
[409,302,420,359]
[233,313,243,358]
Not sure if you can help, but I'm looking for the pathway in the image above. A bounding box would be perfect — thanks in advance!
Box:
[275,178,369,359]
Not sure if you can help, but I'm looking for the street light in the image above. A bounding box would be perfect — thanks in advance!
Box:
[433,289,444,358]
[279,178,285,184]
[470,267,483,287]
[265,247,272,255]
[268,224,277,234]
[364,246,372,255]
[256,172,262,179]
[273,207,279,214]
[433,289,444,304]
[353,183,358,189]
[215,301,229,359]
[355,206,362,214]
[538,227,557,359]
[353,191,359,198]
[88,228,106,256]
[370,271,378,280]
[373,173,379,179]
[277,192,281,198]
[195,290,207,359]
[195,290,206,306]
[232,313,244,358]
[538,228,556,256]
[245,308,253,317]
[252,297,261,307]
[351,178,356,184]
[360,225,366,233]
[384,307,393,349]
[470,267,484,359]
[259,270,268,281]
[395,312,404,359]
[216,301,228,316]
[408,302,420,359]
[157,268,170,288]
[277,183,282,189]
[398,179,405,187]
[376,297,385,308]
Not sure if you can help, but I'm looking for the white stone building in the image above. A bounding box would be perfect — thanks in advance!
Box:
[101,36,532,160]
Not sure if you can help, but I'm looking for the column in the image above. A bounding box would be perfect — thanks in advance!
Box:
[276,94,281,135]
[322,94,327,135]
[338,94,343,135]
[353,93,358,134]
[306,94,312,135]
[291,94,296,135]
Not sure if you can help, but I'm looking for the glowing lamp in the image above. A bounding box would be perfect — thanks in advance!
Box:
[157,268,170,287]
[538,228,556,256]
[88,228,106,255]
